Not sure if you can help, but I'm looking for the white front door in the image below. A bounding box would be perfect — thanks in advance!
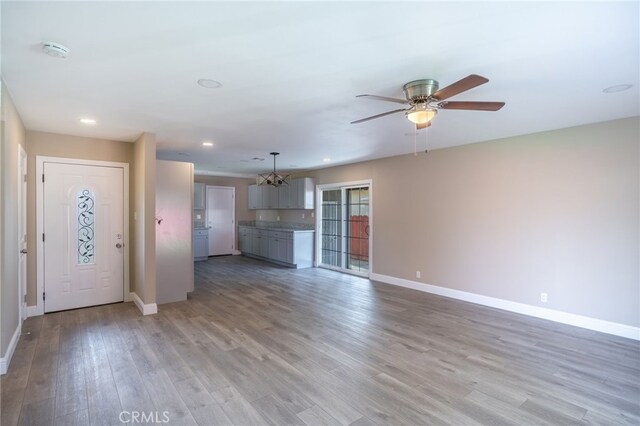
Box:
[206,186,235,256]
[43,162,124,312]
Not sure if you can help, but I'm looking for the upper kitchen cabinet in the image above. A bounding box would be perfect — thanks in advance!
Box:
[248,177,315,210]
[248,183,260,209]
[295,178,315,209]
[193,182,206,210]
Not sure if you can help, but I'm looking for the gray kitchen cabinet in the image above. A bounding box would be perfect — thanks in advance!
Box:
[248,177,315,210]
[239,226,314,268]
[248,184,260,210]
[268,230,293,263]
[251,228,269,257]
[238,226,253,254]
[262,185,279,209]
[295,178,315,209]
[193,182,206,210]
[277,179,298,209]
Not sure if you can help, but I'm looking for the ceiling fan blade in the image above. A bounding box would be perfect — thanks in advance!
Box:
[350,108,408,124]
[438,101,505,111]
[431,74,489,101]
[356,94,408,104]
[416,121,431,130]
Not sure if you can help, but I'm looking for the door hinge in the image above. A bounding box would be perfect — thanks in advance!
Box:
[23,174,27,183]
[42,233,45,242]
[42,174,45,183]
[43,292,45,301]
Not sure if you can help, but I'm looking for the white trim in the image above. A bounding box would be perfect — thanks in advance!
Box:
[26,305,40,318]
[370,273,640,341]
[131,292,157,315]
[36,156,130,316]
[18,144,27,321]
[0,324,21,375]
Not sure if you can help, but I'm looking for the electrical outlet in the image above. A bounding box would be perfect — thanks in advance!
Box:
[196,214,201,220]
[259,215,262,220]
[311,212,314,218]
[301,213,305,219]
[416,271,421,279]
[277,216,280,221]
[540,292,548,303]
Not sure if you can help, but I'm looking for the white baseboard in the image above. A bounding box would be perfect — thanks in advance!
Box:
[130,292,157,315]
[0,324,22,375]
[370,273,640,341]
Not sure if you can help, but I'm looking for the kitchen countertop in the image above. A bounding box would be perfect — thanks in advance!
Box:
[238,221,314,231]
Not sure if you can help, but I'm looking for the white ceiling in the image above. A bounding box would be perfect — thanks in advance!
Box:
[2,1,638,176]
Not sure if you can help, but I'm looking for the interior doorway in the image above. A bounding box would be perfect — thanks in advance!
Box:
[206,186,235,256]
[316,180,372,277]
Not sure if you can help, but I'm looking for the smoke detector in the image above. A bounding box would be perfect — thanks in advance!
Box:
[42,42,70,59]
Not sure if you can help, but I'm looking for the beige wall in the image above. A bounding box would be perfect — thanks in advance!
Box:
[24,131,135,307]
[132,133,156,304]
[1,83,26,357]
[305,117,639,328]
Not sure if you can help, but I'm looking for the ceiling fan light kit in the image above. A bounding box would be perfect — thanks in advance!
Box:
[407,104,437,124]
[258,152,291,187]
[352,74,505,130]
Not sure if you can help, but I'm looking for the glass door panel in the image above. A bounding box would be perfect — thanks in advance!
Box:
[346,187,369,274]
[321,189,342,267]
[318,185,370,276]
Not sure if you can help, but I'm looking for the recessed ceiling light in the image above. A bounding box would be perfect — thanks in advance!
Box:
[323,157,331,162]
[79,118,96,125]
[42,41,70,59]
[202,142,213,147]
[603,84,633,93]
[197,79,222,89]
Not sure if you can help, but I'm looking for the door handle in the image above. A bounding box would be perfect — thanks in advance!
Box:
[20,249,27,254]
[115,243,123,249]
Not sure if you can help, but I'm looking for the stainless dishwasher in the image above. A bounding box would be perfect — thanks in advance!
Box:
[193,228,209,261]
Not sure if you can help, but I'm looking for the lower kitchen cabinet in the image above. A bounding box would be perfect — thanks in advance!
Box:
[251,229,269,257]
[238,226,252,253]
[238,226,314,268]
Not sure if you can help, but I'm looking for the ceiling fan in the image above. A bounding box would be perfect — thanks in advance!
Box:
[351,74,505,130]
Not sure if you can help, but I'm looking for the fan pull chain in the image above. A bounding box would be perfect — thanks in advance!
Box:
[425,126,429,154]
[414,129,418,156]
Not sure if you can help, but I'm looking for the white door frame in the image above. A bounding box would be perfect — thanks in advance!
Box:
[18,145,27,320]
[35,156,130,316]
[315,179,373,277]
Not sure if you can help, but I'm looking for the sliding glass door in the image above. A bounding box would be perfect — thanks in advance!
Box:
[317,181,371,276]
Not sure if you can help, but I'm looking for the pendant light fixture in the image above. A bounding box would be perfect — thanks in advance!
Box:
[258,152,290,187]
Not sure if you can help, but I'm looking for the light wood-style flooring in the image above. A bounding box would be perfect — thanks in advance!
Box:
[2,255,639,425]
